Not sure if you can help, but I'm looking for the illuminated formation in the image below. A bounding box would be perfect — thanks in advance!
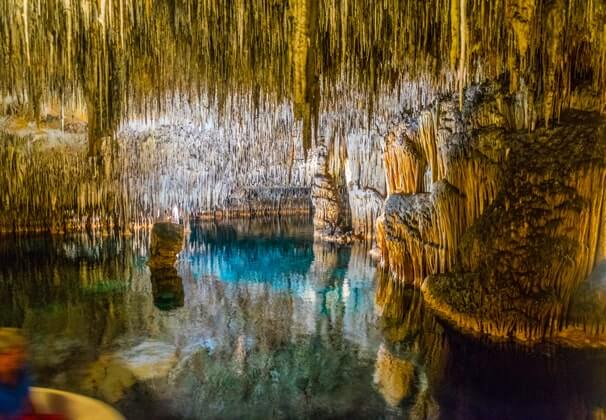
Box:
[376,83,606,344]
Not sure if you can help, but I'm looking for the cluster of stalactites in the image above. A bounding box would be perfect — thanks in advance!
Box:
[0,131,131,233]
[0,105,312,233]
[1,0,604,154]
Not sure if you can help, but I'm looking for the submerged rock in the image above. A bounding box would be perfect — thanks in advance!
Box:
[81,341,177,403]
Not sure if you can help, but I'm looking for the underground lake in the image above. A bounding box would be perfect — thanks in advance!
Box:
[1,217,605,419]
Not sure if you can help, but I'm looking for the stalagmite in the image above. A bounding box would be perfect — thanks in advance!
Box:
[311,141,351,242]
[148,222,184,311]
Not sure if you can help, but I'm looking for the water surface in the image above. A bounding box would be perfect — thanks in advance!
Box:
[1,217,605,419]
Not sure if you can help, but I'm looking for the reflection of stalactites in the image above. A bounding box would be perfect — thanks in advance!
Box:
[291,0,319,157]
[375,270,429,344]
[150,267,184,311]
[373,344,415,407]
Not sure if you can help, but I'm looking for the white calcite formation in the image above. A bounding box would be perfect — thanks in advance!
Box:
[0,108,312,233]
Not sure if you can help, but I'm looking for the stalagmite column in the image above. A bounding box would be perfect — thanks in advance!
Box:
[311,141,352,242]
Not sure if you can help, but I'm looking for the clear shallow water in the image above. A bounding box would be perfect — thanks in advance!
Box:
[1,217,605,420]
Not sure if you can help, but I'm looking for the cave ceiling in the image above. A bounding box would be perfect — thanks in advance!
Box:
[0,0,605,153]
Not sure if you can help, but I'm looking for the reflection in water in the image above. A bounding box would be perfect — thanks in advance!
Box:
[374,269,606,420]
[150,266,184,311]
[0,218,605,419]
[148,223,185,311]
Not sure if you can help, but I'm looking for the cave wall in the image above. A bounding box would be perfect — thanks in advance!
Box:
[2,0,604,243]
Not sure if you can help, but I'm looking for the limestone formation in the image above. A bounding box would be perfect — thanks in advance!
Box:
[311,142,351,242]
[1,0,606,347]
[376,84,606,345]
[377,84,505,285]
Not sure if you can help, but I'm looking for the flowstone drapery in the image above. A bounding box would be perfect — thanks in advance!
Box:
[375,84,606,345]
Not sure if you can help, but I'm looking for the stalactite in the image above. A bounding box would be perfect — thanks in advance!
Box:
[383,127,427,195]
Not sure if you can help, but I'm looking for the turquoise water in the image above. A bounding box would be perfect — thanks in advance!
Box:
[1,217,606,419]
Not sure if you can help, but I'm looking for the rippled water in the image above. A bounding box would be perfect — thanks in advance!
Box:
[1,217,606,420]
